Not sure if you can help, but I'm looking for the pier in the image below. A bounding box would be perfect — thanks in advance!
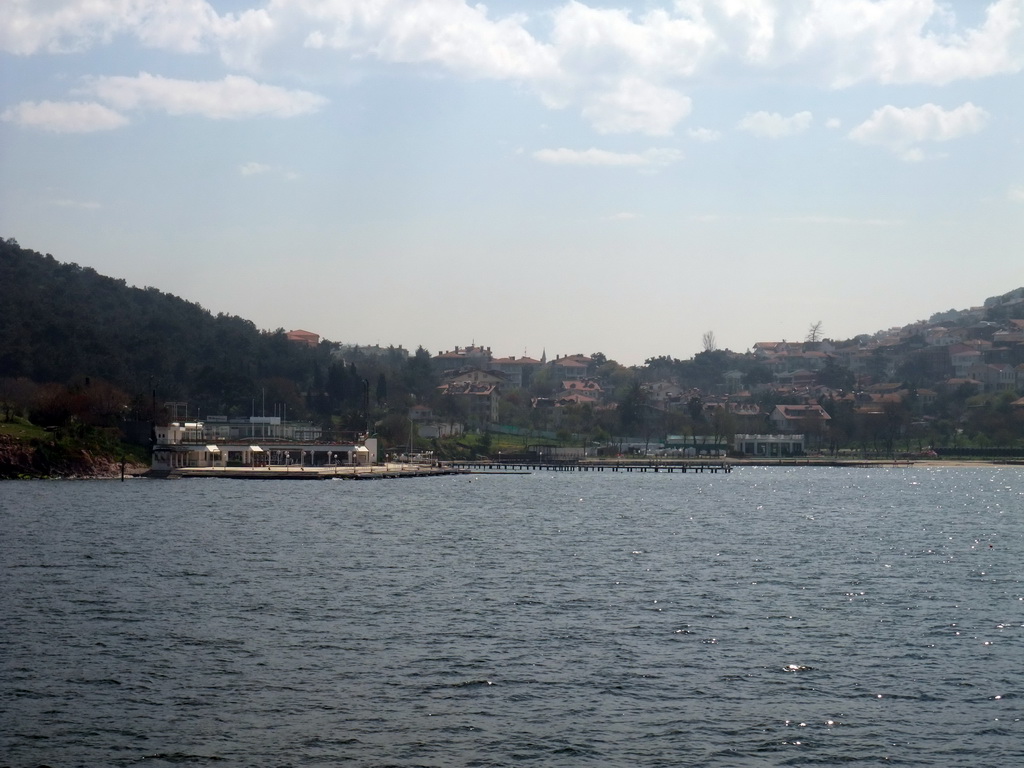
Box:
[147,458,734,479]
[444,459,732,474]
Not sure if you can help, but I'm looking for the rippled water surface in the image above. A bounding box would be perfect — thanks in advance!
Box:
[2,467,1023,767]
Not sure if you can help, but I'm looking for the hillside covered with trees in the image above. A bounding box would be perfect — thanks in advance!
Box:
[0,237,432,442]
[3,236,1024,470]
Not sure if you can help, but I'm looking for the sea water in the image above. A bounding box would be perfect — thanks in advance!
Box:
[2,466,1022,767]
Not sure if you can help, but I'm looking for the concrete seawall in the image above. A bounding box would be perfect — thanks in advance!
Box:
[145,463,463,480]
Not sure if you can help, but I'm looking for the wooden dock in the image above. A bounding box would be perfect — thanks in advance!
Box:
[445,459,732,474]
[145,459,734,480]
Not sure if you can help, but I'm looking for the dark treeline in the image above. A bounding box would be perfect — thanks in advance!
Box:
[0,238,431,437]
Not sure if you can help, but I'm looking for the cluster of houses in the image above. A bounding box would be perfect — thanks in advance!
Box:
[280,295,1024,456]
[426,309,1024,444]
[409,345,830,453]
[426,347,613,434]
[149,290,1024,469]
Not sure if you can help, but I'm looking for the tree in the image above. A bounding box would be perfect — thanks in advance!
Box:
[477,429,493,458]
[866,347,890,382]
[686,395,705,425]
[374,411,418,451]
[618,379,648,435]
[741,361,775,389]
[807,321,824,343]
[403,346,434,399]
[881,399,910,456]
[702,330,717,352]
[817,358,855,390]
[0,377,37,421]
[679,349,731,393]
[710,406,736,445]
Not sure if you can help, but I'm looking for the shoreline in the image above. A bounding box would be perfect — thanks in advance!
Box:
[729,458,1023,469]
[4,457,1022,480]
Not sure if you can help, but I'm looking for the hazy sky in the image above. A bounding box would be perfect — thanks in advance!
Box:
[2,1,1022,365]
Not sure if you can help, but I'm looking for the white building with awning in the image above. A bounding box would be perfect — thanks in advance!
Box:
[150,422,377,470]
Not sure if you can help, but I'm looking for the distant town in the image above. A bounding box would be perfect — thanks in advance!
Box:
[274,285,1024,459]
[2,236,1023,476]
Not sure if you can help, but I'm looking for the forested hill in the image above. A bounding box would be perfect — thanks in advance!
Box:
[0,237,345,418]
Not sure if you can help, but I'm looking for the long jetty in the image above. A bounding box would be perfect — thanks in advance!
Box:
[147,459,733,479]
[444,459,732,474]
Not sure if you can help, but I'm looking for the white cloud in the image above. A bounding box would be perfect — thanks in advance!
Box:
[3,0,1023,138]
[0,0,132,54]
[788,0,1024,87]
[8,0,1022,91]
[1,100,128,132]
[131,1,222,54]
[533,147,683,168]
[283,0,1024,99]
[848,102,990,159]
[547,2,717,77]
[825,117,842,129]
[240,162,272,176]
[0,0,274,65]
[1009,185,1024,203]
[712,0,779,63]
[296,0,693,134]
[84,73,326,119]
[579,78,691,136]
[539,3,713,135]
[737,110,812,137]
[688,127,721,142]
[291,0,557,80]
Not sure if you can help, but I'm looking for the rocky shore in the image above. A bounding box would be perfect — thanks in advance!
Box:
[0,435,148,480]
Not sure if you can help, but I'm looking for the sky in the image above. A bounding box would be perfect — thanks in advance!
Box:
[1,0,1023,366]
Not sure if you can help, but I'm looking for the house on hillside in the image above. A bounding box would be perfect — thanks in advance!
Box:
[409,404,435,422]
[753,341,797,357]
[489,355,543,388]
[440,368,505,387]
[966,362,1017,392]
[550,354,591,380]
[775,369,817,388]
[556,391,599,407]
[950,345,984,378]
[437,379,500,429]
[724,369,744,393]
[644,380,684,410]
[286,329,319,347]
[432,345,493,375]
[408,403,462,439]
[769,404,831,434]
[560,378,603,401]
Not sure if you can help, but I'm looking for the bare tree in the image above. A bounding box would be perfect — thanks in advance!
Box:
[806,321,824,343]
[702,330,718,352]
